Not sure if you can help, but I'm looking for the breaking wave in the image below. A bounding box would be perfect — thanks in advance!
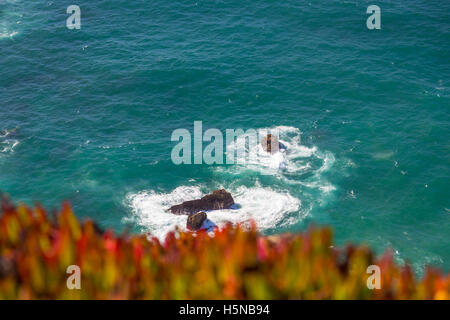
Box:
[0,1,23,40]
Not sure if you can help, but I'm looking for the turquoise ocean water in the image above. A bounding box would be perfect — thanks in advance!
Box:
[0,0,449,274]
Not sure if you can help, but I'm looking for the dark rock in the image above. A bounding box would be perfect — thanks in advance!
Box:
[187,212,207,231]
[169,189,235,215]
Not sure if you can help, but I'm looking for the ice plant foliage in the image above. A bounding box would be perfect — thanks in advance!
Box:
[0,199,448,299]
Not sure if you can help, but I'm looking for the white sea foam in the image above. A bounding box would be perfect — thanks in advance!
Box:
[0,129,19,154]
[0,130,10,138]
[127,125,337,240]
[0,140,19,154]
[223,126,336,190]
[126,186,202,239]
[0,30,18,39]
[206,185,301,229]
[224,126,320,175]
[0,0,24,40]
[126,185,301,240]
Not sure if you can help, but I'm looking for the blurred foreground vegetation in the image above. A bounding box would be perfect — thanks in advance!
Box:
[0,199,448,299]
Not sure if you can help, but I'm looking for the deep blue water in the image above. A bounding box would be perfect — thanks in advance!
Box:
[0,0,449,274]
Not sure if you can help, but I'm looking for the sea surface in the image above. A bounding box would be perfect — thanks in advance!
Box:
[1,0,449,275]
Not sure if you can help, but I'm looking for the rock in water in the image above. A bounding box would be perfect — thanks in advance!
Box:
[169,189,235,215]
[186,212,207,231]
[261,134,280,154]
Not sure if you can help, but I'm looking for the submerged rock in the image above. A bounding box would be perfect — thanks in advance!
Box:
[169,189,235,215]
